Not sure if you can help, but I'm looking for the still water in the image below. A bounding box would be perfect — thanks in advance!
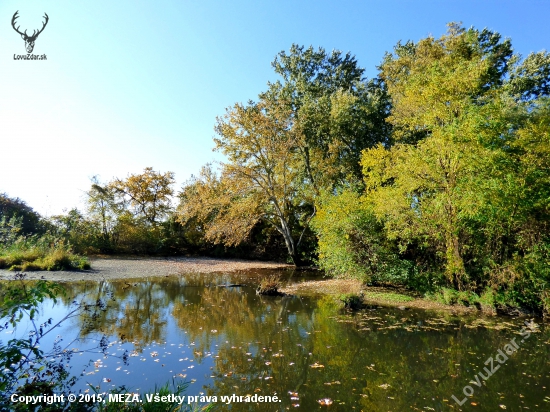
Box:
[15,271,550,411]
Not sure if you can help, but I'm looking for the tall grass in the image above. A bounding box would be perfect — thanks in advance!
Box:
[0,234,89,271]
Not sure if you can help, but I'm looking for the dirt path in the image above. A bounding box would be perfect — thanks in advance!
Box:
[0,256,293,282]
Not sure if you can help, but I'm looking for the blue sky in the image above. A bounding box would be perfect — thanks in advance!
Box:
[1,0,549,216]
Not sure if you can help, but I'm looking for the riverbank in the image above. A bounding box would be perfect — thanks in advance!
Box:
[0,257,533,317]
[279,279,497,315]
[0,256,293,281]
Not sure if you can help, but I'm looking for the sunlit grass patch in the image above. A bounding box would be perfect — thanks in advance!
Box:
[361,291,415,303]
[0,236,90,271]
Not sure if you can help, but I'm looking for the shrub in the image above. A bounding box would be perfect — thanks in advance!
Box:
[256,275,283,296]
[312,189,414,284]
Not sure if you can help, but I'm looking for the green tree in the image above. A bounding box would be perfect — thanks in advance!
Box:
[360,23,550,294]
[311,188,412,284]
[262,44,391,188]
[0,193,44,236]
[178,46,390,264]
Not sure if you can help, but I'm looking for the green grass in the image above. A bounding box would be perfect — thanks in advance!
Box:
[362,291,415,303]
[0,236,90,271]
[427,287,501,309]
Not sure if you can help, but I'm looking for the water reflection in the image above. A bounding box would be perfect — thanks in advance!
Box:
[36,273,550,411]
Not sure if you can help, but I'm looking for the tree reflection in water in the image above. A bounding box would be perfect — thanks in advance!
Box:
[58,274,550,411]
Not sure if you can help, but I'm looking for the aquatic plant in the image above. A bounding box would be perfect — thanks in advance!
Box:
[256,274,284,296]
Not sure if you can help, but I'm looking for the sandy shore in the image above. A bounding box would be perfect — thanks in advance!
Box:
[0,256,293,282]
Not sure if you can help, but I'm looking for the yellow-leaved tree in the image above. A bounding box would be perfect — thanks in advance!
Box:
[177,99,314,265]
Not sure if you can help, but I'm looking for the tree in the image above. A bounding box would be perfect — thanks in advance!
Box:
[110,167,175,227]
[178,45,391,264]
[360,23,550,291]
[178,99,313,265]
[262,45,391,188]
[0,193,43,236]
[86,177,118,249]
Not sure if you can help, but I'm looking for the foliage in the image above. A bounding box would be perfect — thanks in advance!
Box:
[0,193,45,236]
[309,23,550,312]
[177,99,315,265]
[50,208,101,255]
[256,274,283,296]
[110,167,175,227]
[57,170,179,255]
[0,225,90,271]
[0,275,109,411]
[312,189,413,284]
[178,45,390,265]
[364,23,522,287]
[86,176,119,252]
[262,44,391,187]
[361,24,548,298]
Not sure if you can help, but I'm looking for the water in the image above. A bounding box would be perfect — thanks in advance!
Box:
[5,271,550,411]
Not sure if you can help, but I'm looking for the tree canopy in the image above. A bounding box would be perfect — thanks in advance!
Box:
[177,45,391,264]
[315,23,550,310]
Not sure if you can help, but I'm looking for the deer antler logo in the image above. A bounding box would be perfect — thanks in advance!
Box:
[12,11,49,54]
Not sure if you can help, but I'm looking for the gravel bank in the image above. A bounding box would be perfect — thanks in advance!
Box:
[0,256,293,282]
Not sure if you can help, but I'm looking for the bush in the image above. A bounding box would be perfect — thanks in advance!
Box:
[312,189,414,284]
[256,275,283,296]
